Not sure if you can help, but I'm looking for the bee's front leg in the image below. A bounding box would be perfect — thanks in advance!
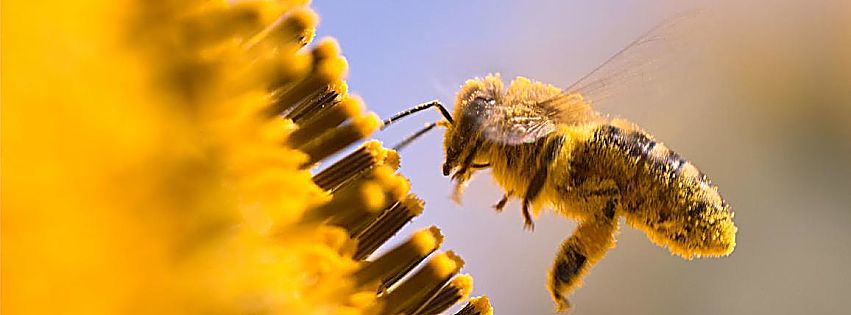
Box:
[522,135,566,231]
[521,169,547,231]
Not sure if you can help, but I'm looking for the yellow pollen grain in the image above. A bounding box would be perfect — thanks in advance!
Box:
[361,141,389,169]
[400,195,425,216]
[452,274,474,298]
[381,149,401,169]
[458,296,494,315]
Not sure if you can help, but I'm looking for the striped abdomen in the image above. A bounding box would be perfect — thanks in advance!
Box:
[570,123,736,257]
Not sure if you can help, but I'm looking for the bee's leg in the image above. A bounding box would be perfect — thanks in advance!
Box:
[470,163,490,169]
[548,179,620,312]
[522,170,547,231]
[450,140,483,203]
[521,136,565,231]
[493,192,511,212]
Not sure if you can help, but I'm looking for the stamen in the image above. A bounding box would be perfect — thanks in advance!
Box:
[181,2,279,48]
[289,94,362,148]
[311,37,342,61]
[297,113,381,167]
[411,274,473,315]
[455,296,493,315]
[306,166,406,233]
[250,48,312,95]
[353,226,443,289]
[353,194,425,260]
[268,45,348,116]
[316,225,358,258]
[311,140,386,192]
[377,251,465,315]
[266,7,318,47]
[243,7,318,50]
[305,178,385,225]
[342,167,410,235]
[285,80,347,123]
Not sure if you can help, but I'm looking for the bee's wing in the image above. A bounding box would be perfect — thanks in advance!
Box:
[477,11,703,145]
[475,85,599,145]
[473,97,560,145]
[541,10,704,119]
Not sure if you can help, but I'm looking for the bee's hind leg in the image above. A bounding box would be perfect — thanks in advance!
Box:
[548,179,620,312]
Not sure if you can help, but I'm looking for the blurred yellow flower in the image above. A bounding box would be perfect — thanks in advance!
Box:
[1,1,491,314]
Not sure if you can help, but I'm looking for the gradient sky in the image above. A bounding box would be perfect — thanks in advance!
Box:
[311,1,851,314]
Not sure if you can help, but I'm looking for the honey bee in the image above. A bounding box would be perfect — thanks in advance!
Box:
[381,15,737,312]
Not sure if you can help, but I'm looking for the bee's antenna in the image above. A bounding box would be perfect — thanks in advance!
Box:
[381,100,453,130]
[392,122,439,151]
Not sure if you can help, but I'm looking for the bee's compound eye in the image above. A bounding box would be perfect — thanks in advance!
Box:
[473,96,494,104]
[442,163,452,176]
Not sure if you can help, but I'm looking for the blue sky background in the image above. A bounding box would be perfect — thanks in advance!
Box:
[311,1,851,314]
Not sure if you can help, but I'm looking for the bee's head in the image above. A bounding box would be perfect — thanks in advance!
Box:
[441,74,504,177]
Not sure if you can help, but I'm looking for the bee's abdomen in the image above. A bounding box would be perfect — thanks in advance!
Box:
[588,124,710,188]
[567,123,735,257]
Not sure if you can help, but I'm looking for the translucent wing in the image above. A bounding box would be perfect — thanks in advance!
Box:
[478,100,557,145]
[477,91,596,145]
[476,11,704,145]
[561,10,702,102]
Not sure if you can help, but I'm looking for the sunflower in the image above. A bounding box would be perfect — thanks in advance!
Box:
[2,1,492,314]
